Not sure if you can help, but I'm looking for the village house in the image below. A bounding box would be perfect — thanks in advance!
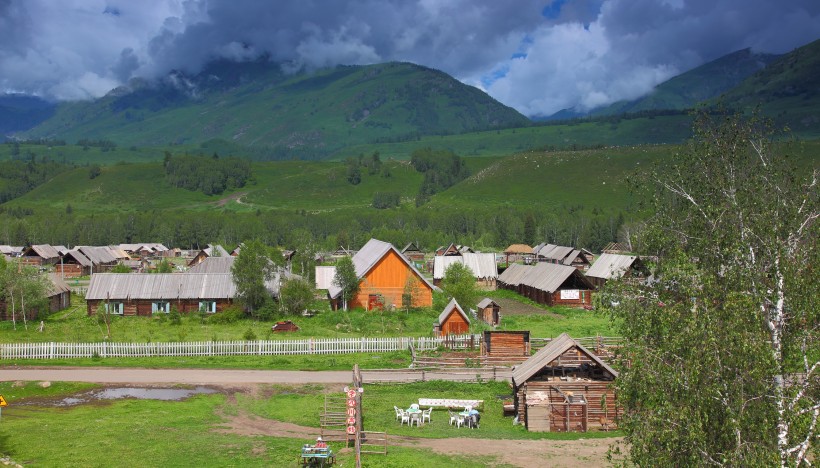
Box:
[19,244,61,266]
[0,274,70,320]
[86,273,238,316]
[400,242,425,267]
[497,263,594,308]
[188,244,230,267]
[0,245,24,258]
[433,252,498,288]
[433,298,470,336]
[481,330,530,365]
[327,238,433,310]
[585,253,650,289]
[512,333,620,432]
[532,243,594,271]
[56,249,93,277]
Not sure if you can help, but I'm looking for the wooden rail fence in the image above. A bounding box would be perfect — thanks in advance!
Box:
[0,334,479,359]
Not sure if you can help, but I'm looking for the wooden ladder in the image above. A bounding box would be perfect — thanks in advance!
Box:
[320,394,352,444]
[359,431,388,455]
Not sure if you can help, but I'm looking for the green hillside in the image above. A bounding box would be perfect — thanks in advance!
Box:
[25,60,529,158]
[716,39,820,137]
[593,48,779,116]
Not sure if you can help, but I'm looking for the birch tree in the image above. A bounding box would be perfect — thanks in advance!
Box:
[606,112,819,466]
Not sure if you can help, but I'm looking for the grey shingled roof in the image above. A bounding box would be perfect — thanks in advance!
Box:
[476,297,498,309]
[86,273,237,300]
[586,253,639,280]
[511,333,618,386]
[63,250,92,267]
[328,238,434,299]
[25,244,60,260]
[498,262,592,293]
[77,246,119,265]
[437,298,470,326]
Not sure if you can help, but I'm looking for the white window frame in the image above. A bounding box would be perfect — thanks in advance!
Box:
[105,302,124,315]
[152,301,171,313]
[199,301,217,314]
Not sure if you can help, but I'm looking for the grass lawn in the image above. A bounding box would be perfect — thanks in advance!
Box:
[238,381,622,441]
[0,381,561,467]
[0,291,619,344]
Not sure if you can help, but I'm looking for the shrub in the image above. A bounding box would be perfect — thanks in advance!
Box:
[206,306,244,324]
[243,328,258,341]
[168,307,182,325]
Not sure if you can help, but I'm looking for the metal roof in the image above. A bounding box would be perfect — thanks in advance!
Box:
[315,266,336,290]
[86,273,237,300]
[187,256,235,274]
[498,262,591,293]
[25,244,60,260]
[511,333,618,386]
[328,238,434,299]
[433,253,498,280]
[586,253,639,280]
[437,298,470,326]
[0,245,23,255]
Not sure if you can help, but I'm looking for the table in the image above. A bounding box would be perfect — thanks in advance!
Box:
[301,446,335,467]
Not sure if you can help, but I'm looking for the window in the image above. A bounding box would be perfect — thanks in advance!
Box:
[199,301,217,314]
[105,302,124,315]
[152,301,170,313]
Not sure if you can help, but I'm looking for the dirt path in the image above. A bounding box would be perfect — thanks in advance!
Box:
[216,409,619,467]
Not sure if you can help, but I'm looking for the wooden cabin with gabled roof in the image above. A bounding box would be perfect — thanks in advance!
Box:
[20,244,60,266]
[497,263,594,308]
[585,253,649,289]
[434,298,470,336]
[512,333,620,432]
[327,238,434,311]
[476,297,501,326]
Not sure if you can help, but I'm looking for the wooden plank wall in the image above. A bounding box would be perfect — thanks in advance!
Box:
[87,299,233,317]
[518,380,620,431]
[440,308,469,335]
[488,332,528,357]
[355,250,432,309]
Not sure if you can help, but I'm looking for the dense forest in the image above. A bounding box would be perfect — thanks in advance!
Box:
[164,153,252,195]
[0,156,75,204]
[0,204,629,263]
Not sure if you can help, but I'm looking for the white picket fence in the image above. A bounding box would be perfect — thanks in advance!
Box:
[0,334,478,359]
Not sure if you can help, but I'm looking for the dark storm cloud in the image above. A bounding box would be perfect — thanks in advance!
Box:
[0,0,818,115]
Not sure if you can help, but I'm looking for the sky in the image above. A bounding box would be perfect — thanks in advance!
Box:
[1,0,819,117]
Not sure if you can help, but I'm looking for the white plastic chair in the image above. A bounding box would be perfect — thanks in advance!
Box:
[410,412,421,427]
[422,408,432,424]
[456,414,465,428]
[399,410,410,426]
[448,410,456,425]
[394,406,402,421]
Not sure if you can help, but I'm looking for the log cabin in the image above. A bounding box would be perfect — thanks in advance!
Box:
[497,263,594,308]
[512,333,620,432]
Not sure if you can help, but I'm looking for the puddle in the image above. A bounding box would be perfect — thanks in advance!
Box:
[51,386,218,407]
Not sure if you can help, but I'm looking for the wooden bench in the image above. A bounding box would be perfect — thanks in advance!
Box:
[418,398,483,409]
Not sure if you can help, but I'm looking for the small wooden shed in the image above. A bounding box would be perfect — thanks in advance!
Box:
[476,298,501,326]
[434,298,470,336]
[512,333,619,432]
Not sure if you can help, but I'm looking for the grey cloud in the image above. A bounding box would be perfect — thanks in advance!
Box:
[0,0,818,115]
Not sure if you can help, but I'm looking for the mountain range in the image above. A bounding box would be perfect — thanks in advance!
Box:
[8,38,820,157]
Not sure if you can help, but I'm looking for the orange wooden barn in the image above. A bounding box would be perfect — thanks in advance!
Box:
[328,239,434,310]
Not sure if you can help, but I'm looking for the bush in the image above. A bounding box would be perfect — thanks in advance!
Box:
[243,328,258,341]
[168,307,182,325]
[206,306,245,324]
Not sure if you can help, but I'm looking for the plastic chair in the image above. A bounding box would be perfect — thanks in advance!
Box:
[399,410,410,426]
[410,412,421,427]
[422,408,432,424]
[394,406,402,421]
[448,410,457,426]
[456,414,465,428]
